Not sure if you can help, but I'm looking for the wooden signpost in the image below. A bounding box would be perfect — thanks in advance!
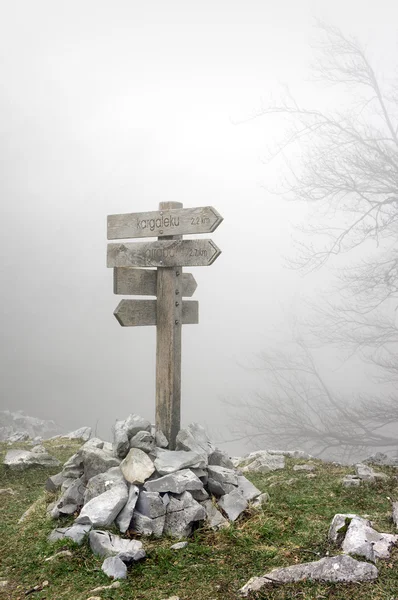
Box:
[107,202,223,449]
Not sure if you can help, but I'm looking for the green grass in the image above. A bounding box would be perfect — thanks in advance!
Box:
[1,441,398,599]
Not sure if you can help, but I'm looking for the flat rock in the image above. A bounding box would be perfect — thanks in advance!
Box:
[76,483,128,527]
[238,451,285,473]
[267,449,312,459]
[101,556,127,579]
[218,489,247,521]
[154,449,206,475]
[89,529,145,561]
[175,422,213,461]
[239,555,378,595]
[201,499,229,530]
[144,469,204,494]
[116,484,139,533]
[84,467,125,504]
[120,448,155,484]
[4,449,60,470]
[236,475,261,501]
[48,523,92,545]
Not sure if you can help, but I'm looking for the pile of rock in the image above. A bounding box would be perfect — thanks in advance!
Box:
[46,414,268,579]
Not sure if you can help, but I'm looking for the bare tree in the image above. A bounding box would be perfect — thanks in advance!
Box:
[231,24,398,459]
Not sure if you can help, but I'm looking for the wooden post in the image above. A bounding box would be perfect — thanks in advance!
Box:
[155,201,183,449]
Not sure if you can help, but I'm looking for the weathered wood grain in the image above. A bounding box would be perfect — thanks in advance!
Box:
[113,268,197,297]
[107,239,221,268]
[155,202,182,450]
[113,299,199,326]
[107,206,223,239]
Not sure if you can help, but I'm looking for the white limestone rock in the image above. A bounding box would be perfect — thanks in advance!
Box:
[89,529,145,562]
[76,483,128,527]
[116,484,139,533]
[163,491,206,538]
[48,523,91,545]
[101,556,127,579]
[175,423,213,461]
[135,491,166,519]
[237,475,261,502]
[155,430,169,448]
[252,492,270,508]
[130,431,155,453]
[3,448,60,470]
[218,489,248,521]
[82,446,120,481]
[144,469,204,495]
[342,517,398,561]
[154,449,206,475]
[239,555,378,595]
[201,499,229,530]
[131,511,165,537]
[237,451,285,473]
[120,448,155,484]
[84,467,125,504]
[208,448,234,469]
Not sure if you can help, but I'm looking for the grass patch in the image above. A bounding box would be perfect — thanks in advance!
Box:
[1,444,398,599]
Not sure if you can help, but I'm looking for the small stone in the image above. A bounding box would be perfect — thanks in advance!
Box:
[0,488,15,495]
[45,550,72,561]
[355,463,376,482]
[155,430,169,448]
[89,530,145,562]
[135,490,166,519]
[90,581,121,592]
[170,541,188,550]
[175,422,213,460]
[130,431,155,453]
[101,556,127,579]
[342,475,361,487]
[208,448,234,469]
[293,464,316,472]
[252,492,270,508]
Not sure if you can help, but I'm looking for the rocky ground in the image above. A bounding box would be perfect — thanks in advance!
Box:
[1,417,398,599]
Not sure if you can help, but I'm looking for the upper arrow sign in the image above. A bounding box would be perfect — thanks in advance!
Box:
[107,206,223,239]
[107,239,221,268]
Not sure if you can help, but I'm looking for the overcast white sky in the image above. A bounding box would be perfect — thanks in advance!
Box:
[1,0,396,452]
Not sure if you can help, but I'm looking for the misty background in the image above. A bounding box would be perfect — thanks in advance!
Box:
[1,1,397,458]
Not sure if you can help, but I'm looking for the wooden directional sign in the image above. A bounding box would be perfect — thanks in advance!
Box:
[107,239,221,268]
[114,299,199,327]
[113,268,197,297]
[108,206,223,239]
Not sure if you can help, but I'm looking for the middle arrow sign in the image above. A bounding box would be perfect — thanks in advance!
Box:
[114,268,197,297]
[107,239,221,268]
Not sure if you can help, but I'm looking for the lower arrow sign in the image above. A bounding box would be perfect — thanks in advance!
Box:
[114,299,199,327]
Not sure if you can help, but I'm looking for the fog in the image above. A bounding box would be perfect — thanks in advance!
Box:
[1,1,397,457]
